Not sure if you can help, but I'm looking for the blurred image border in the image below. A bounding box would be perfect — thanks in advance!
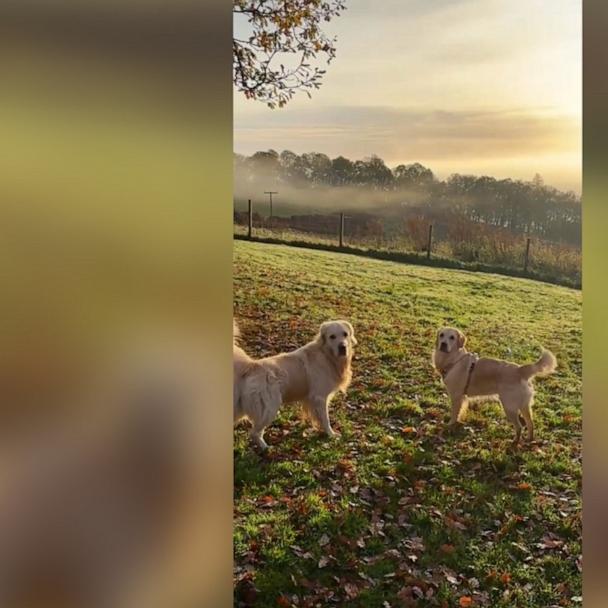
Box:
[583,1,608,606]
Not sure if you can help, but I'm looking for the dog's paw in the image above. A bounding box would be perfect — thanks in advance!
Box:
[509,438,521,452]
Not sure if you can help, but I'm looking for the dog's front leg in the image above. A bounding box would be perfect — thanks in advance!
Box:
[449,394,467,426]
[250,425,269,450]
[311,395,337,438]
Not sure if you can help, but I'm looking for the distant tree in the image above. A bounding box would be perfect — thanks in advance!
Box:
[532,173,544,188]
[279,150,307,184]
[302,152,332,185]
[234,152,251,183]
[465,175,499,224]
[354,155,394,190]
[393,163,435,190]
[330,156,355,186]
[233,0,346,108]
[249,149,281,182]
[279,149,298,171]
[444,174,478,208]
[526,174,547,234]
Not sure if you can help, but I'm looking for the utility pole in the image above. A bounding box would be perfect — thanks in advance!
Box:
[247,199,253,239]
[264,191,278,226]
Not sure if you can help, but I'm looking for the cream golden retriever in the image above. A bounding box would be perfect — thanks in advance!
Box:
[234,320,356,449]
[432,327,557,444]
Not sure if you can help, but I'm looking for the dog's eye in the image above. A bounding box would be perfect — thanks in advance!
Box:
[449,335,455,340]
[440,333,444,338]
[343,332,347,337]
[329,334,336,340]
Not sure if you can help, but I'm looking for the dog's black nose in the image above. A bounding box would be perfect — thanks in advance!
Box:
[440,342,448,352]
[338,344,347,356]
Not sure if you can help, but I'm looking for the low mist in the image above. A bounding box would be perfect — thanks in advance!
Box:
[234,177,427,218]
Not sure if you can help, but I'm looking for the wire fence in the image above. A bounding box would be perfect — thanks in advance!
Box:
[234,200,581,289]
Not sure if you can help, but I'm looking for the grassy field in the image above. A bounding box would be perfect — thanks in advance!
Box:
[233,224,581,289]
[234,240,582,608]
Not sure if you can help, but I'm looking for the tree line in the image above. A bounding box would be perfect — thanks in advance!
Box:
[234,150,581,245]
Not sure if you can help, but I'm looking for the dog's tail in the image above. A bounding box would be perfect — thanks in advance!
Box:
[233,321,255,394]
[518,349,557,380]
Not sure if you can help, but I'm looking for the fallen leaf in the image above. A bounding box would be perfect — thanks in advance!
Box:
[412,586,424,599]
[536,535,564,550]
[260,495,278,507]
[344,582,359,599]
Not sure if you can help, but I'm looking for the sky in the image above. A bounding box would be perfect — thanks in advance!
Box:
[233,0,581,193]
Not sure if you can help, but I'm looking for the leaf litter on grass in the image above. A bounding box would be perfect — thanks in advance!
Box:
[234,241,581,608]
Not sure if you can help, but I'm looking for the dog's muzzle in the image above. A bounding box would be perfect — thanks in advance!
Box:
[439,342,448,352]
[338,344,347,356]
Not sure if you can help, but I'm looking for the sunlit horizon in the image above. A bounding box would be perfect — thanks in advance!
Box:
[234,0,581,194]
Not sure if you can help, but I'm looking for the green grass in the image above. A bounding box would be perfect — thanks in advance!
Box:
[233,232,581,289]
[234,241,582,608]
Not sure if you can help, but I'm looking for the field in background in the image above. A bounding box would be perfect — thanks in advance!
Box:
[233,213,581,289]
[234,240,581,608]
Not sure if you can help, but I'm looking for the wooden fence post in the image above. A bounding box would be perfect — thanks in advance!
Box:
[426,223,433,259]
[524,237,531,273]
[248,199,253,239]
[339,212,345,247]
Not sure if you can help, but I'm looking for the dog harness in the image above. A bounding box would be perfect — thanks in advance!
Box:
[439,353,479,395]
[438,353,466,380]
[462,355,478,395]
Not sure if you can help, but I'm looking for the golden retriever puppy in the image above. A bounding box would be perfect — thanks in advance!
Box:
[234,320,357,449]
[432,327,556,444]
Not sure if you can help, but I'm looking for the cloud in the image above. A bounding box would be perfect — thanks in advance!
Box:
[235,105,579,160]
[234,105,581,191]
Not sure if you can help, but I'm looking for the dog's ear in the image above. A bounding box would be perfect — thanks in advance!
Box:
[316,322,329,344]
[457,330,467,348]
[345,321,357,345]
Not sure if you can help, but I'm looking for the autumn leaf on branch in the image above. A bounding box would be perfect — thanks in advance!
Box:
[233,0,347,108]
